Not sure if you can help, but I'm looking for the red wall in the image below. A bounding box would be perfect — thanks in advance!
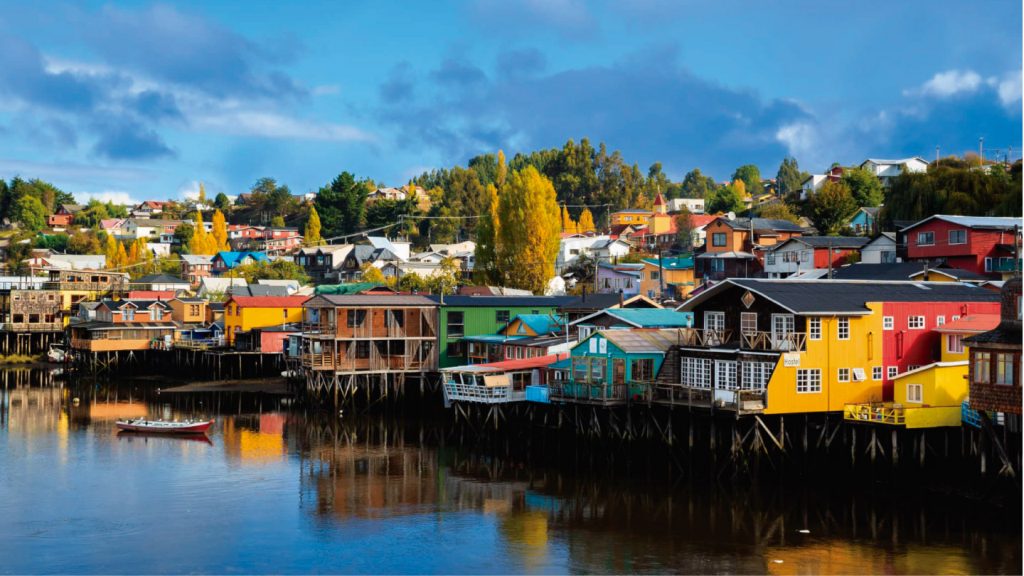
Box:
[260,331,296,353]
[905,219,1015,275]
[880,301,1000,399]
[813,248,858,269]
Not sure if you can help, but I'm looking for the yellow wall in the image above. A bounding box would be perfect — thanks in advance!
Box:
[610,211,651,226]
[225,304,303,345]
[765,304,885,414]
[940,334,969,362]
[646,213,674,235]
[639,263,695,299]
[893,362,968,408]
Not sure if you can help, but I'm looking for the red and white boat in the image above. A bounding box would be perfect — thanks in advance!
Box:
[115,418,215,434]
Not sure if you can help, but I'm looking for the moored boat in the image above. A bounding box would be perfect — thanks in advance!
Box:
[115,418,215,434]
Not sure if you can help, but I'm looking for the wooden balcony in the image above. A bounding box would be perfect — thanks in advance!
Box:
[678,328,732,347]
[740,330,806,352]
[844,403,906,425]
[443,379,525,404]
[0,322,64,332]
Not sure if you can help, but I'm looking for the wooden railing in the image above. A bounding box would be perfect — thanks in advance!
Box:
[442,379,525,404]
[0,322,64,332]
[678,329,732,347]
[843,403,905,425]
[740,331,806,352]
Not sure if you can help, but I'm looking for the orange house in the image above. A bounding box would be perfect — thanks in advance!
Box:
[697,217,804,281]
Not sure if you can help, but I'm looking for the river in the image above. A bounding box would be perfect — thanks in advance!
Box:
[0,369,1020,574]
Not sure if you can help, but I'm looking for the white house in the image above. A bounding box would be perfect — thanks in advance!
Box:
[798,174,829,201]
[123,219,183,240]
[430,240,476,255]
[366,187,407,202]
[859,232,898,264]
[590,238,631,262]
[860,157,928,184]
[556,235,626,272]
[763,236,870,278]
[24,254,106,271]
[667,198,705,214]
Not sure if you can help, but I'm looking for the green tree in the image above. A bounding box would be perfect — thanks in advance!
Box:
[674,207,696,252]
[680,168,717,199]
[396,271,429,293]
[315,172,369,238]
[732,164,762,198]
[428,256,461,295]
[214,192,231,210]
[305,206,323,246]
[12,196,47,231]
[809,181,858,235]
[496,166,561,293]
[756,202,801,223]
[76,199,111,228]
[270,215,286,227]
[706,183,745,214]
[230,259,310,285]
[173,222,194,252]
[775,157,804,197]
[841,168,884,207]
[473,184,500,284]
[67,231,102,254]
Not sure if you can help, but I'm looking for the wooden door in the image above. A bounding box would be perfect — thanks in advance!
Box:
[613,359,625,385]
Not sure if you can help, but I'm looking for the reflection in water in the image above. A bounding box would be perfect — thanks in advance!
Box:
[0,369,1020,575]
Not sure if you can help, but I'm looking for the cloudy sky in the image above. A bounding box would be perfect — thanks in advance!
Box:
[0,0,1020,203]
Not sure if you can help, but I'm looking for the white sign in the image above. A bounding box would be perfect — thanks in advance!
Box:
[783,353,801,367]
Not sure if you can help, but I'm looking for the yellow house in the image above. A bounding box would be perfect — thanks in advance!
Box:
[224,295,308,345]
[610,209,653,227]
[169,297,208,324]
[639,257,695,300]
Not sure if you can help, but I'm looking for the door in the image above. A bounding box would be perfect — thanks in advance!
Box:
[771,314,795,350]
[613,359,625,385]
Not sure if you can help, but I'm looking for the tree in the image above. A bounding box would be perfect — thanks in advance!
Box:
[757,202,801,223]
[305,206,323,246]
[674,207,695,252]
[732,165,762,197]
[396,272,429,293]
[496,166,561,294]
[578,208,596,233]
[360,262,386,284]
[105,234,120,269]
[214,192,231,211]
[496,150,508,187]
[841,168,885,207]
[775,157,804,197]
[211,209,229,252]
[198,182,207,206]
[230,259,311,285]
[189,212,214,254]
[809,181,858,235]
[67,231,101,255]
[706,183,745,214]
[315,172,369,238]
[270,215,286,227]
[173,222,194,252]
[560,205,573,232]
[115,242,129,271]
[680,168,717,199]
[473,184,500,284]
[76,199,111,228]
[12,196,47,231]
[428,256,461,295]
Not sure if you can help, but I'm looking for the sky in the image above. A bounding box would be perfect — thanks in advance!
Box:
[0,0,1020,204]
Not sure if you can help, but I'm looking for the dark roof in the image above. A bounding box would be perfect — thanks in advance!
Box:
[776,236,870,250]
[435,295,579,307]
[228,284,291,297]
[137,273,187,283]
[99,299,172,310]
[964,323,1022,346]
[208,302,225,311]
[720,217,804,233]
[682,278,1000,315]
[310,294,438,307]
[831,263,988,282]
[558,293,626,311]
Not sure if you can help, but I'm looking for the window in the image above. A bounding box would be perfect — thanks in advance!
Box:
[631,358,654,382]
[767,252,776,265]
[883,316,894,330]
[881,251,896,264]
[985,257,993,272]
[704,311,725,331]
[447,311,464,337]
[740,312,758,335]
[936,316,945,326]
[906,384,922,403]
[741,362,772,391]
[447,341,465,358]
[808,318,821,340]
[872,366,883,381]
[796,369,821,393]
[888,366,898,379]
[709,259,725,273]
[715,360,738,390]
[495,310,510,325]
[681,357,711,388]
[650,271,660,281]
[947,334,964,354]
[908,316,925,330]
[852,368,866,381]
[837,317,850,340]
[590,358,604,382]
[996,353,1014,385]
[386,309,405,328]
[573,358,588,381]
[916,231,934,246]
[948,229,966,245]
[355,341,370,359]
[712,232,727,247]
[347,309,366,327]
[838,368,850,382]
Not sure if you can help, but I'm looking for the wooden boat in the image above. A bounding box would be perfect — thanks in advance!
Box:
[115,418,214,434]
[116,430,213,445]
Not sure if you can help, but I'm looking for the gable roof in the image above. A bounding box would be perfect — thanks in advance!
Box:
[641,256,694,270]
[680,278,999,316]
[225,295,309,308]
[899,215,1022,233]
[862,157,928,167]
[437,295,578,307]
[772,236,870,251]
[718,217,804,233]
[137,273,188,284]
[504,314,563,336]
[935,314,1000,334]
[214,251,270,268]
[308,294,438,307]
[181,254,214,265]
[597,329,680,354]
[573,308,692,328]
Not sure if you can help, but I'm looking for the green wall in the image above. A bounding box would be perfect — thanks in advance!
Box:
[439,304,560,368]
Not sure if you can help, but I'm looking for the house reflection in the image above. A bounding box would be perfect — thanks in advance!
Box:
[221,413,288,463]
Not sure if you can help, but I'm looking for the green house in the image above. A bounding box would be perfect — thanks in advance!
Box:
[551,329,678,405]
[438,296,577,368]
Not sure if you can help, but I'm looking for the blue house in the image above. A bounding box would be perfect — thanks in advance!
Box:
[569,308,693,341]
[847,207,880,236]
[211,251,270,275]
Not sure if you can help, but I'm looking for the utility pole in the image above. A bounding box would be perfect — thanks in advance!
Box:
[935,145,940,165]
[658,249,665,300]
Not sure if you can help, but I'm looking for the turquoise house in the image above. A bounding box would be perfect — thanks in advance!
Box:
[547,328,678,405]
[847,207,880,236]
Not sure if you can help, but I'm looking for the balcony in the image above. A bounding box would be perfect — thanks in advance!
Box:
[844,403,905,425]
[443,378,525,404]
[678,329,732,347]
[0,322,64,332]
[548,380,654,406]
[740,330,806,352]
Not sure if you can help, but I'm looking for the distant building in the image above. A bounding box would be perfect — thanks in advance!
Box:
[860,157,928,185]
[860,233,897,264]
[900,214,1022,277]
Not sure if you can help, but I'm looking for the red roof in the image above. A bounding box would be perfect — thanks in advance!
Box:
[477,353,569,371]
[653,192,666,206]
[127,290,176,300]
[690,214,718,228]
[935,314,1000,334]
[227,295,309,308]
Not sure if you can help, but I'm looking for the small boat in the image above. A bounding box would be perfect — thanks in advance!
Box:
[115,418,215,434]
[47,344,69,363]
[117,430,213,445]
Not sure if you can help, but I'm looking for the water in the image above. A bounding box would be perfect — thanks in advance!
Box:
[1,370,1020,574]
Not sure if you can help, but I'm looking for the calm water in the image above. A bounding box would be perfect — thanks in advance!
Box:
[1,370,1020,575]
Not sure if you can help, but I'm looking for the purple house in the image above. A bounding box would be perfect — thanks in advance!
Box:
[595,262,642,296]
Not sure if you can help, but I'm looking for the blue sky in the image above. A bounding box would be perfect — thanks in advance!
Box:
[0,0,1020,204]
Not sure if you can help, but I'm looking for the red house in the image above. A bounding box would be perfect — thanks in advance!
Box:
[880,299,1001,399]
[47,204,83,227]
[900,215,1021,277]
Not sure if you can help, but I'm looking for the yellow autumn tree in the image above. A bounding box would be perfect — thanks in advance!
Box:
[128,239,140,264]
[360,262,385,284]
[473,183,501,284]
[561,205,573,232]
[105,234,120,269]
[305,206,323,246]
[189,211,214,254]
[578,208,596,233]
[496,166,561,294]
[198,182,207,206]
[116,242,129,271]
[496,149,507,187]
[212,209,229,252]
[733,179,748,200]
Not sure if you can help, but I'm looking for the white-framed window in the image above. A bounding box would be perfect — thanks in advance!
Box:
[887,366,898,379]
[808,318,821,340]
[952,315,960,322]
[947,334,964,354]
[740,312,758,336]
[936,315,945,326]
[681,357,711,389]
[906,383,923,403]
[767,252,776,265]
[996,353,1014,385]
[704,311,725,331]
[883,316,894,330]
[852,367,866,381]
[872,366,883,380]
[948,229,966,245]
[917,231,934,246]
[908,316,925,330]
[741,361,772,391]
[837,317,850,340]
[796,369,821,393]
[715,360,738,390]
[837,368,850,382]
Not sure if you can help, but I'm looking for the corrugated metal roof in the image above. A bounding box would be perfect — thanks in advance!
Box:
[315,294,438,306]
[226,295,309,308]
[899,215,1022,232]
[606,309,693,328]
[600,329,679,353]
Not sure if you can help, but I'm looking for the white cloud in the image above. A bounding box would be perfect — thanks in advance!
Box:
[911,69,983,98]
[312,85,341,96]
[776,121,818,161]
[192,111,375,142]
[996,70,1022,106]
[79,190,140,206]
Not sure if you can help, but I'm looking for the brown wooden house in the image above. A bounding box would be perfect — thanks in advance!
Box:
[964,277,1022,415]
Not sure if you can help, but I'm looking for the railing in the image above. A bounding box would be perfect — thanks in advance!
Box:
[0,322,64,332]
[843,403,905,425]
[174,338,224,351]
[678,329,732,347]
[550,380,627,404]
[961,400,1005,428]
[740,330,806,352]
[443,379,524,404]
